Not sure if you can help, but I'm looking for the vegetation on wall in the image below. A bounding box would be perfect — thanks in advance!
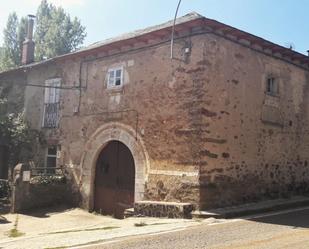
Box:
[0,97,37,173]
[0,0,86,72]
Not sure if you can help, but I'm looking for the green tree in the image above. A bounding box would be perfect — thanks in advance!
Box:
[17,17,27,59]
[0,97,34,169]
[35,0,86,60]
[0,0,86,70]
[0,47,4,65]
[0,13,20,71]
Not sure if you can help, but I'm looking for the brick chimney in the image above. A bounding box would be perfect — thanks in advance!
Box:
[21,15,35,65]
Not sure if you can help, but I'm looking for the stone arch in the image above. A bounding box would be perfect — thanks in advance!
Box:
[79,122,149,211]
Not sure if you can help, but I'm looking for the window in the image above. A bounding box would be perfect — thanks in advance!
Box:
[43,79,61,128]
[107,67,123,88]
[266,77,279,96]
[44,146,57,174]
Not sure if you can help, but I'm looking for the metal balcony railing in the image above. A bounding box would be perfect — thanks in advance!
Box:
[43,103,59,128]
[30,167,64,176]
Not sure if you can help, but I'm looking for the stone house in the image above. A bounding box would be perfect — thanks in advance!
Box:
[1,12,309,214]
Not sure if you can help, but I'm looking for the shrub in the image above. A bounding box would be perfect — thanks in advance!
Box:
[0,180,10,198]
[30,175,66,185]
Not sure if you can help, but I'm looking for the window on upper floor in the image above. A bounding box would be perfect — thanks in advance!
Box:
[266,77,279,96]
[42,78,61,128]
[107,67,123,89]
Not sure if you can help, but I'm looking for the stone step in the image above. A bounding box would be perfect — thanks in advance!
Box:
[124,208,134,218]
[134,201,193,219]
[191,210,221,219]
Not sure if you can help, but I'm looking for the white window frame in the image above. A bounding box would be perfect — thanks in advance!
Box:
[107,67,124,89]
[42,78,61,128]
[266,77,279,96]
[45,146,57,168]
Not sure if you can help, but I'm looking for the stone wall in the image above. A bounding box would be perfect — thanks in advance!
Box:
[194,34,309,208]
[134,201,193,219]
[11,164,78,213]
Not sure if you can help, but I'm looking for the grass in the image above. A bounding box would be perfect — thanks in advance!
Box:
[134,221,147,227]
[8,228,25,238]
[44,247,67,249]
[7,214,24,238]
[148,222,169,226]
[134,221,169,227]
[42,226,120,235]
[84,226,119,231]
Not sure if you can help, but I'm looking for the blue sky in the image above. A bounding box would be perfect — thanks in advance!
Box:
[0,0,308,55]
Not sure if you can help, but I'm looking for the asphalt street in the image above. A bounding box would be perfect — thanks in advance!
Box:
[78,207,309,249]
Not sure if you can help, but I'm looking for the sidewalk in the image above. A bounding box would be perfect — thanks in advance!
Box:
[1,196,309,249]
[192,195,309,219]
[0,207,209,249]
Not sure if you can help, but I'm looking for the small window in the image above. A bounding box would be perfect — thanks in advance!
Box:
[107,67,123,88]
[266,77,279,96]
[46,146,57,169]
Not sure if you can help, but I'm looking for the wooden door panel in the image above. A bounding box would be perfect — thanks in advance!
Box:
[94,141,135,217]
[94,187,116,215]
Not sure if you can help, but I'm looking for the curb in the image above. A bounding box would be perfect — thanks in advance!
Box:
[192,196,309,219]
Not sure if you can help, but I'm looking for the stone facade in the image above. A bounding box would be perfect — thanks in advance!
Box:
[1,13,309,210]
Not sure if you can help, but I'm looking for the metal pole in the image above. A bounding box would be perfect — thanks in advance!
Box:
[170,0,182,59]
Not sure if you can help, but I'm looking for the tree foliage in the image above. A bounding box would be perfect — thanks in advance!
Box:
[0,0,86,71]
[0,47,4,66]
[0,98,35,169]
[35,0,86,60]
[0,13,20,72]
[17,17,27,58]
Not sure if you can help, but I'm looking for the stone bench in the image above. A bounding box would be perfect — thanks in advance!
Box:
[134,201,193,219]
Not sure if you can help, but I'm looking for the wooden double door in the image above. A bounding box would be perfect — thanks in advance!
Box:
[94,141,135,218]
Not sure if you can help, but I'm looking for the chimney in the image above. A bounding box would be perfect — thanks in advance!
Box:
[307,50,309,56]
[21,15,35,65]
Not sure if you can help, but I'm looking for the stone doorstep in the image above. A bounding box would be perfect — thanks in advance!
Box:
[134,201,194,219]
[124,208,134,218]
[192,196,309,219]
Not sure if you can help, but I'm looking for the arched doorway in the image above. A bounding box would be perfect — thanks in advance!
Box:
[94,140,135,218]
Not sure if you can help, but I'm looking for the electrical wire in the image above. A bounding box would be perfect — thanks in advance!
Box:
[170,0,182,59]
[25,83,81,90]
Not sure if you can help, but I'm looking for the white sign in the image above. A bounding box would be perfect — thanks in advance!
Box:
[23,171,31,182]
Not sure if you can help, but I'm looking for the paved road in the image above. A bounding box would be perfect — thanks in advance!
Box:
[78,207,309,249]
